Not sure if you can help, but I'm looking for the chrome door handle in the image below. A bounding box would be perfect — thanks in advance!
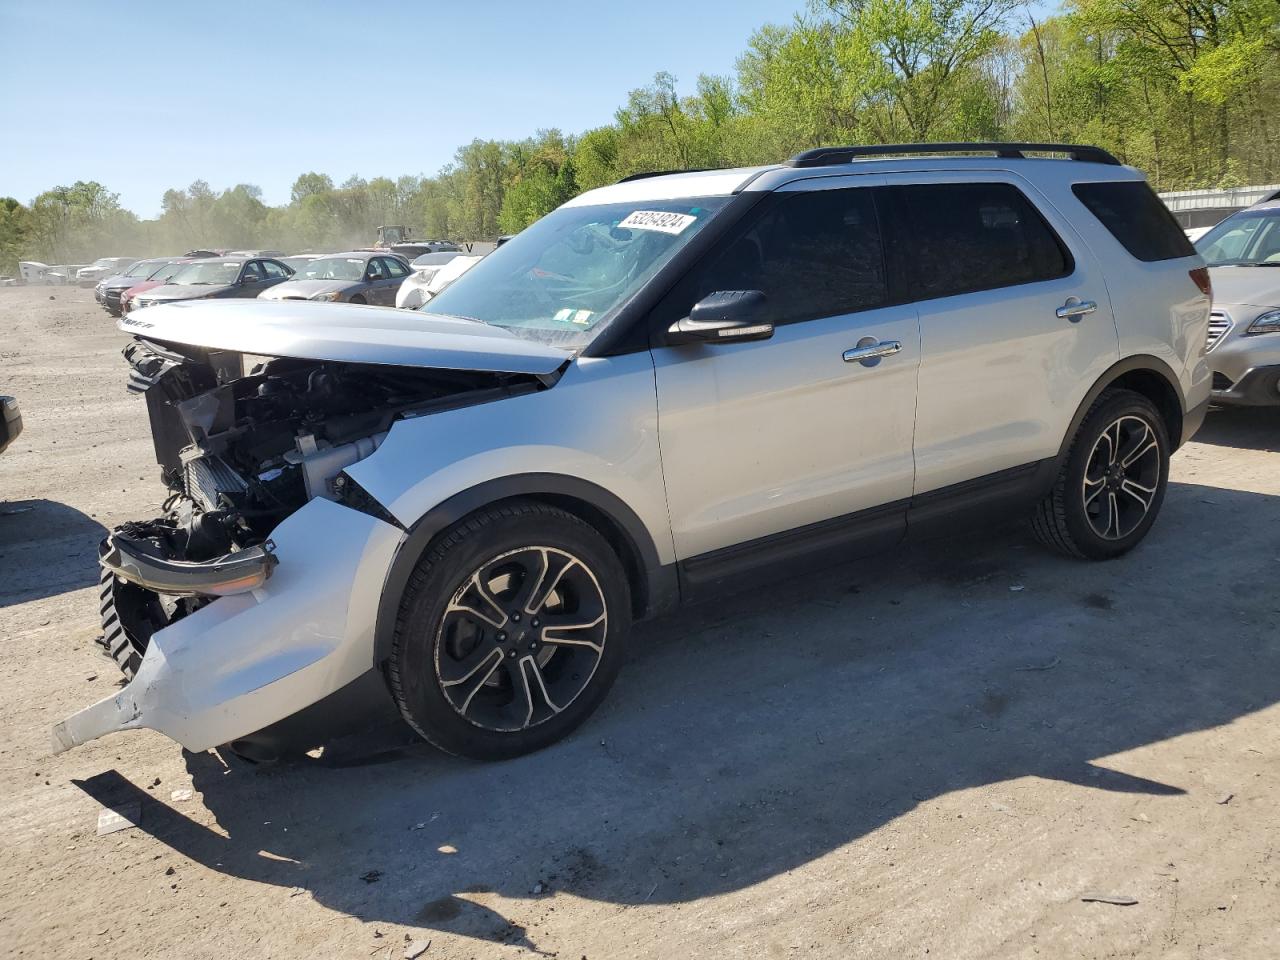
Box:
[843,339,902,365]
[1056,298,1097,321]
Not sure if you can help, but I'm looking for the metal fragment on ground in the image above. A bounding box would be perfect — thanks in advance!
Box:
[96,802,142,836]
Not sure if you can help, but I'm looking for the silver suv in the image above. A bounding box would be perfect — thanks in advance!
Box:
[55,143,1212,762]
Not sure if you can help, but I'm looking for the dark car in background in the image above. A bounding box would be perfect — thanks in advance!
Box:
[257,251,408,305]
[0,395,21,456]
[128,257,294,311]
[119,259,200,315]
[95,258,175,316]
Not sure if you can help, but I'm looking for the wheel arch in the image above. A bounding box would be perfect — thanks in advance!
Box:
[1057,355,1186,463]
[372,474,677,671]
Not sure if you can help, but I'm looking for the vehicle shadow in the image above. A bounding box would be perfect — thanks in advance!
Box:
[73,479,1280,949]
[1193,406,1280,450]
[0,498,106,607]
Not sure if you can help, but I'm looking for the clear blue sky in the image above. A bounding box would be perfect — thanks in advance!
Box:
[0,0,808,217]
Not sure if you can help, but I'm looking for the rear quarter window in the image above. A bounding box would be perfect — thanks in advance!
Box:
[1072,181,1195,262]
[879,182,1072,302]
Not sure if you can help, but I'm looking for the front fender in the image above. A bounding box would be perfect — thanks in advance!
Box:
[345,352,673,567]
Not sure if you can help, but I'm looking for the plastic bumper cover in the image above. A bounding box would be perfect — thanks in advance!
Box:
[52,497,404,754]
[1210,364,1280,406]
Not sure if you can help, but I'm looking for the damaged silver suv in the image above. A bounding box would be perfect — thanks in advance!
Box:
[56,144,1212,762]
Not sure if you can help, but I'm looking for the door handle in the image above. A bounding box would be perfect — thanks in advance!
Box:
[842,339,902,366]
[1056,298,1097,321]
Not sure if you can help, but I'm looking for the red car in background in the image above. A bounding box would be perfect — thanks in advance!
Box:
[120,259,195,314]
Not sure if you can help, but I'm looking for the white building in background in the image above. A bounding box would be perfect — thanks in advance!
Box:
[1159,184,1280,229]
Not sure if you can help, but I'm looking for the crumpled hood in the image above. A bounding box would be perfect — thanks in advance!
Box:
[258,278,353,300]
[138,283,237,302]
[1208,266,1280,308]
[117,298,572,374]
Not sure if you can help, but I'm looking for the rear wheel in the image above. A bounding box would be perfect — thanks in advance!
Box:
[1032,389,1169,559]
[388,500,631,760]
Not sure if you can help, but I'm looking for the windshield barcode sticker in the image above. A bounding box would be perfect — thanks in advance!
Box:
[618,210,697,235]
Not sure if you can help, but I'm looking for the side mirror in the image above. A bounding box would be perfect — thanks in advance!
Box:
[666,290,773,345]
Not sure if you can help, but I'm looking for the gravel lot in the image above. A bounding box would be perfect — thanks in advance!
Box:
[2,285,1278,959]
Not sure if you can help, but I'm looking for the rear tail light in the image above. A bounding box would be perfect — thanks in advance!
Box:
[1189,266,1212,298]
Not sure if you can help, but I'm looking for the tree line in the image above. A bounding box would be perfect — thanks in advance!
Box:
[3,0,1276,274]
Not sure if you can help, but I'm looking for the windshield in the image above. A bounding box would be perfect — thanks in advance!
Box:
[1196,209,1280,266]
[125,260,158,278]
[167,261,243,285]
[281,256,318,271]
[151,261,187,282]
[297,256,367,281]
[420,197,730,348]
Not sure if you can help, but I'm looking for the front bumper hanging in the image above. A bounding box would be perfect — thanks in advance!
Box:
[101,532,277,597]
[52,497,404,755]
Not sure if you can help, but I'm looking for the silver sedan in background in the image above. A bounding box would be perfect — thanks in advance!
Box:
[258,252,409,305]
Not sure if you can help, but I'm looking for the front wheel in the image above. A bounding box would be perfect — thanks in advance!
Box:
[388,500,631,760]
[1032,389,1170,560]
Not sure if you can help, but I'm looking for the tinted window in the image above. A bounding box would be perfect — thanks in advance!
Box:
[384,257,408,278]
[1072,181,1195,262]
[659,187,887,327]
[366,259,386,281]
[879,182,1071,302]
[241,261,264,282]
[261,259,290,279]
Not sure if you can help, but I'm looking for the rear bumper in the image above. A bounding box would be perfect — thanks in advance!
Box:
[53,498,405,754]
[1210,365,1280,406]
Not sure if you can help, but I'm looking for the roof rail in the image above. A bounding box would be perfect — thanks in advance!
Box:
[615,168,712,184]
[786,142,1120,168]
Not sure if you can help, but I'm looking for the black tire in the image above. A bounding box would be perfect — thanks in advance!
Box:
[349,294,366,305]
[1032,388,1170,560]
[388,500,631,760]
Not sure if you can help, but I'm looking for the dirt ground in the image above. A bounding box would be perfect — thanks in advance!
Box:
[1,284,1278,960]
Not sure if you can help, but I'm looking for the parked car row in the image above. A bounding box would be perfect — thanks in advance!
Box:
[97,250,440,317]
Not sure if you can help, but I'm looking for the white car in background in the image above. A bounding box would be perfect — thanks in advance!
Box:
[395,252,483,309]
[77,257,138,286]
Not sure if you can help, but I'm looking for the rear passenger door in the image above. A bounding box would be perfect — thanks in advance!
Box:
[261,258,292,290]
[378,257,409,305]
[650,179,920,580]
[234,259,269,298]
[877,174,1119,507]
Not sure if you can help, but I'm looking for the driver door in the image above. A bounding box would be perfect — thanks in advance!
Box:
[649,180,919,589]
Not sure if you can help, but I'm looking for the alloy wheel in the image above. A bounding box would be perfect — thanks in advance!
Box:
[1081,415,1162,540]
[434,546,608,732]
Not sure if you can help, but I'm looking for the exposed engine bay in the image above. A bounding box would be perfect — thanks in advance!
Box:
[99,337,547,677]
